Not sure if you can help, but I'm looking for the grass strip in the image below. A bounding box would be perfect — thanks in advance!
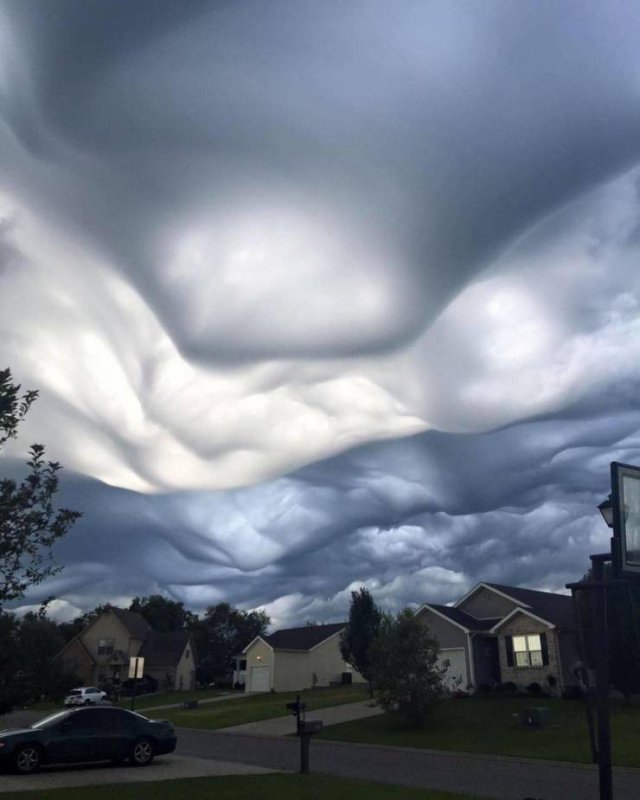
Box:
[0,773,490,800]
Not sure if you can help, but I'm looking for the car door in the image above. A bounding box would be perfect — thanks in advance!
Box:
[46,710,104,762]
[99,709,139,760]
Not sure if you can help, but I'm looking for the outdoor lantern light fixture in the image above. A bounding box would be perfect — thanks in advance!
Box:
[597,496,614,529]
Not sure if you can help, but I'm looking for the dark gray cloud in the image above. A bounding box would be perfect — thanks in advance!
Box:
[1,2,640,625]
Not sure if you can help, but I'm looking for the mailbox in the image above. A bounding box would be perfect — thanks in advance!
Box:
[286,699,307,715]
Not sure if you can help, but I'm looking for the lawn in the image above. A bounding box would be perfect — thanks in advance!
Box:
[158,685,369,730]
[0,774,489,800]
[114,687,228,711]
[320,695,640,767]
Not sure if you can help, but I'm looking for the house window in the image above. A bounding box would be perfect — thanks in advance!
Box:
[513,635,543,667]
[97,638,115,655]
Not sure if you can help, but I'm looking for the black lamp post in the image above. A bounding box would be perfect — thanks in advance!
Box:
[567,461,640,800]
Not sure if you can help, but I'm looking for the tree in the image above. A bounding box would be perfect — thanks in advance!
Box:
[191,602,270,685]
[129,595,194,633]
[339,587,382,696]
[370,608,448,727]
[0,369,80,606]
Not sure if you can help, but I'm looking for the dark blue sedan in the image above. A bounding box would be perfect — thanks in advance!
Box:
[0,706,177,774]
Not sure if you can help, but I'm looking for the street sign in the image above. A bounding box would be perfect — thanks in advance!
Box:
[128,656,145,679]
[611,461,640,577]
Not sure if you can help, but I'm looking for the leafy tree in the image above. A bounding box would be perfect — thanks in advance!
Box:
[0,610,22,714]
[192,602,270,685]
[0,369,80,606]
[0,608,78,714]
[129,595,195,633]
[339,587,382,696]
[370,608,448,727]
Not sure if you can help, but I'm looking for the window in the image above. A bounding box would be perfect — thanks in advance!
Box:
[97,638,115,655]
[512,635,543,667]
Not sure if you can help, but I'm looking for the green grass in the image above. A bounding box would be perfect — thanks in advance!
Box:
[114,688,228,711]
[320,695,640,767]
[158,685,369,730]
[0,774,488,800]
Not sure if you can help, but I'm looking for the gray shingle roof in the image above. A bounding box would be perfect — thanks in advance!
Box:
[263,622,346,651]
[110,607,152,639]
[138,631,191,668]
[485,583,575,629]
[427,604,501,632]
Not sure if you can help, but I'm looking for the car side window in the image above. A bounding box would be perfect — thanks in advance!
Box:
[100,709,137,732]
[64,710,102,731]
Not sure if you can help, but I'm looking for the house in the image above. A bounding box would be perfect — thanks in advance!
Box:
[242,622,367,693]
[416,582,579,695]
[54,606,197,692]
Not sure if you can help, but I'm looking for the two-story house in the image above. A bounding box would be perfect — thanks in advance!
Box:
[54,606,197,691]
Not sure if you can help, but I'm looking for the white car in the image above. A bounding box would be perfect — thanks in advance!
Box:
[63,687,108,706]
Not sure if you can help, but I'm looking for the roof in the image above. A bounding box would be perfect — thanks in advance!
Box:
[109,607,152,639]
[483,583,575,629]
[138,631,191,668]
[263,622,346,651]
[425,604,501,632]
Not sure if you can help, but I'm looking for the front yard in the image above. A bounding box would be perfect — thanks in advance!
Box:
[0,775,486,800]
[319,695,640,767]
[157,685,368,730]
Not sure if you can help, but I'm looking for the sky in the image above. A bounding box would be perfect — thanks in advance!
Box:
[1,0,640,629]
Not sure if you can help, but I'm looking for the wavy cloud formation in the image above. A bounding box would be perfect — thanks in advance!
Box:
[1,1,640,625]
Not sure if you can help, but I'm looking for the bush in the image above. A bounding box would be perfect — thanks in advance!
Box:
[476,683,493,695]
[498,681,518,694]
[526,682,542,695]
[371,609,448,727]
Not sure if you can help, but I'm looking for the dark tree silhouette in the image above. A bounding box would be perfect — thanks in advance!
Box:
[339,587,382,696]
[0,369,80,606]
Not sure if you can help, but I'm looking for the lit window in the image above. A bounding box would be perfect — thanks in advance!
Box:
[512,635,543,667]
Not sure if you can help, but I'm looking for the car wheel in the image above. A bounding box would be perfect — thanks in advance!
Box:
[130,737,154,767]
[84,699,91,705]
[14,744,42,774]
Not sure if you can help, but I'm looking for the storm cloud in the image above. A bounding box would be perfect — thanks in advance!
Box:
[1,1,640,626]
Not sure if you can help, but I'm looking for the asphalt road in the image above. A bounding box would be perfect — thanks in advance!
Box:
[176,728,640,800]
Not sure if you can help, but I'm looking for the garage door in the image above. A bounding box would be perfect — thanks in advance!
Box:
[249,665,270,692]
[437,647,468,691]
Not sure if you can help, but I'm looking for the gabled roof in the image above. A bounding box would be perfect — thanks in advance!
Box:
[109,607,152,639]
[138,631,192,668]
[422,603,501,632]
[484,583,574,629]
[490,606,556,633]
[262,622,346,652]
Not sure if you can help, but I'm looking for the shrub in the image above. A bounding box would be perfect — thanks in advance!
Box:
[476,683,493,695]
[526,682,542,695]
[498,681,518,694]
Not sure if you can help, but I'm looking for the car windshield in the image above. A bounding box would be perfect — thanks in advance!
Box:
[31,710,72,729]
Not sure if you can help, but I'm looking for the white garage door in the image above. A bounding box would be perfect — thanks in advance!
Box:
[437,647,468,691]
[249,665,270,692]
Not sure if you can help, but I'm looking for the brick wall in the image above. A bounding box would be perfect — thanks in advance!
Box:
[498,612,562,695]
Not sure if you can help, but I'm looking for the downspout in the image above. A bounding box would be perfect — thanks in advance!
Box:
[467,633,476,690]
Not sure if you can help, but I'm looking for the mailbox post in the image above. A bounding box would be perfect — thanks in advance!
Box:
[285,695,323,773]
